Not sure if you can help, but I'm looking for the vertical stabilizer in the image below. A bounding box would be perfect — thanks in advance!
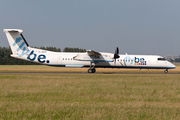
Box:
[3,29,30,57]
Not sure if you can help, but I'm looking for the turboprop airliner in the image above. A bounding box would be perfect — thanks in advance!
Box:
[3,29,176,73]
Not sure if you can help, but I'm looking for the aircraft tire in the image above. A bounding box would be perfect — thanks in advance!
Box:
[88,69,96,73]
[92,68,96,73]
[164,70,168,73]
[88,69,92,73]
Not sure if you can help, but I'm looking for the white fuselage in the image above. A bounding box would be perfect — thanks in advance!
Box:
[11,47,176,70]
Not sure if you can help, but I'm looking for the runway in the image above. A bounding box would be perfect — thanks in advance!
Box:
[0,72,179,75]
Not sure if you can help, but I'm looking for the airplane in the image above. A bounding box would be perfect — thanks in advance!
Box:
[3,29,176,73]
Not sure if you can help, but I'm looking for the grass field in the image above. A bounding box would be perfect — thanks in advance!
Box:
[0,74,180,119]
[0,65,180,119]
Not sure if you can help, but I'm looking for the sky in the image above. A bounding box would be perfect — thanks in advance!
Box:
[0,0,180,56]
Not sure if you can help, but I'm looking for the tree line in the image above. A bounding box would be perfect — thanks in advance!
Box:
[170,58,180,62]
[0,46,86,65]
[63,47,86,52]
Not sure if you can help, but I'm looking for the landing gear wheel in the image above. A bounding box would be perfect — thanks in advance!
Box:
[88,68,96,73]
[92,68,96,73]
[88,69,92,73]
[164,70,168,73]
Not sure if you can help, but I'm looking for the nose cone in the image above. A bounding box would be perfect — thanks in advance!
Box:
[169,62,176,69]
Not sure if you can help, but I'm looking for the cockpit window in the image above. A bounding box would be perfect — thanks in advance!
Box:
[157,58,166,61]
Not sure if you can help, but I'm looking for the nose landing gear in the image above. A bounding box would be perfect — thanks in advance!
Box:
[164,69,168,73]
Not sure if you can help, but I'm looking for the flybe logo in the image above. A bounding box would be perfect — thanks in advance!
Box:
[13,37,50,64]
[13,37,30,57]
[124,56,146,65]
[134,57,146,65]
[27,50,50,63]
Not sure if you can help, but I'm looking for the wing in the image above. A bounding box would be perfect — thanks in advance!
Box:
[73,50,101,61]
[86,50,101,56]
[74,50,113,63]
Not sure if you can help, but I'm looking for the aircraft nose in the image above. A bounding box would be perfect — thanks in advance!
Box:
[170,63,176,69]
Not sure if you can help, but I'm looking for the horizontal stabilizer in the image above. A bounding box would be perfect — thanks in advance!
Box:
[3,29,23,33]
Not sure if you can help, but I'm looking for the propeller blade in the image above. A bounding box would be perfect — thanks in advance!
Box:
[114,54,119,59]
[114,47,120,59]
[115,47,119,55]
[114,47,120,65]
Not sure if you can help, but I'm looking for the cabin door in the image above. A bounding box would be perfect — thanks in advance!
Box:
[57,56,62,64]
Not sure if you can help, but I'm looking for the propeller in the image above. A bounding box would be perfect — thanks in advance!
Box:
[114,47,120,64]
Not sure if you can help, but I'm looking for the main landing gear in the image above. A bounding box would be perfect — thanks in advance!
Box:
[88,62,96,73]
[164,69,168,73]
[88,68,96,73]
